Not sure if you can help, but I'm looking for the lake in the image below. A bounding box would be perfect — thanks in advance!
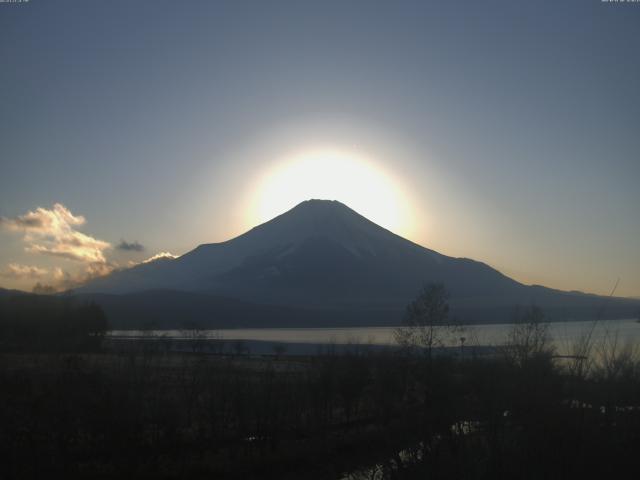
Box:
[109,318,640,355]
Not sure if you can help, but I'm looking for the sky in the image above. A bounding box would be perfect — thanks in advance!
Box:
[1,0,639,297]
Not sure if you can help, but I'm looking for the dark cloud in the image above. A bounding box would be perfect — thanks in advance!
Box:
[117,240,145,252]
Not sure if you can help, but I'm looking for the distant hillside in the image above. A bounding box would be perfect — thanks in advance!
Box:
[0,291,107,352]
[76,290,405,329]
[0,287,29,298]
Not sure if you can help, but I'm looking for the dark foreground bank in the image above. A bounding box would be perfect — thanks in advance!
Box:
[2,344,639,480]
[2,292,639,479]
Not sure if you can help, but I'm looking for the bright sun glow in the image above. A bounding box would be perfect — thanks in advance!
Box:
[252,150,413,236]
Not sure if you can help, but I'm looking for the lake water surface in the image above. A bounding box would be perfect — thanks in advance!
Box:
[109,318,640,354]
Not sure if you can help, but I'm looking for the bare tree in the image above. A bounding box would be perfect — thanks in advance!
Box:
[503,305,554,367]
[566,279,623,379]
[181,321,207,354]
[394,283,455,360]
[272,343,287,359]
[594,327,639,383]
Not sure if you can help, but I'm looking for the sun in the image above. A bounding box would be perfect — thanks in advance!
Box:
[252,150,413,236]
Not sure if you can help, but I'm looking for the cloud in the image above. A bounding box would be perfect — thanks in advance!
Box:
[52,266,73,285]
[83,262,115,279]
[42,262,116,293]
[1,263,49,279]
[1,203,111,264]
[117,240,145,252]
[1,203,173,291]
[142,251,177,264]
[1,203,84,232]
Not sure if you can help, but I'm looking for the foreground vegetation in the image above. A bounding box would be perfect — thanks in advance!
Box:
[0,293,107,352]
[1,290,639,479]
[1,334,639,479]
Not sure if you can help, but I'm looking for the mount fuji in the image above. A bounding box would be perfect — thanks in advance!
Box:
[77,200,639,328]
